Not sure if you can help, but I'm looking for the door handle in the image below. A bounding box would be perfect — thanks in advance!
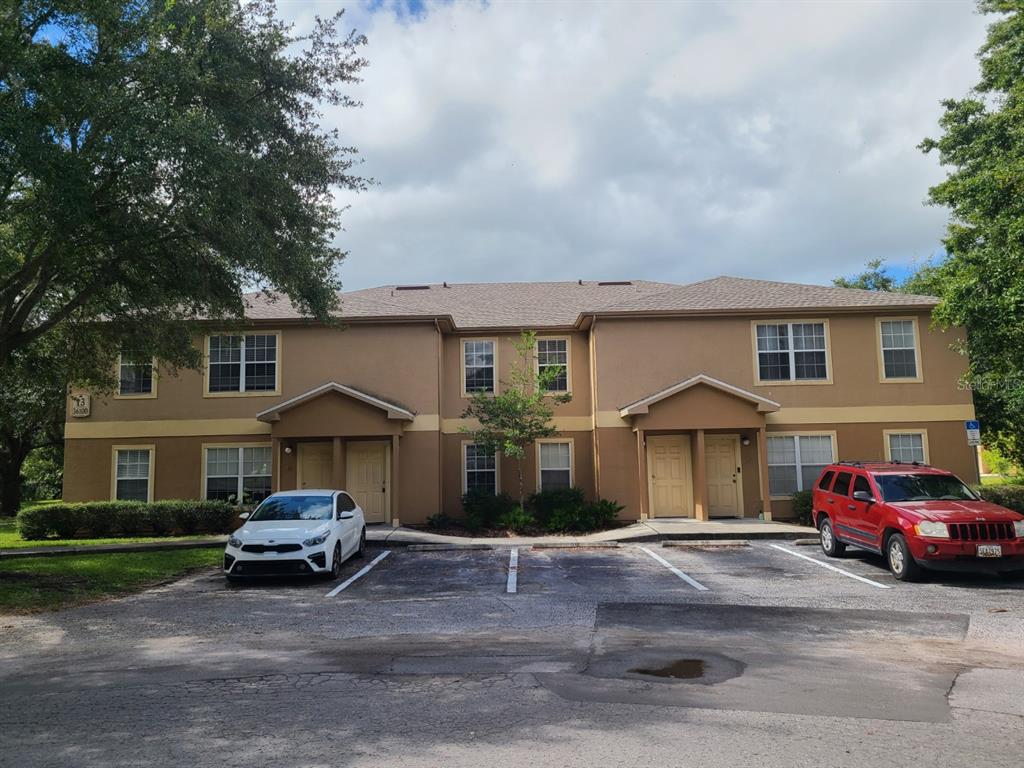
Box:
[827,498,834,503]
[847,504,856,511]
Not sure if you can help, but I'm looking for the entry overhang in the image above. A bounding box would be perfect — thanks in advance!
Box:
[619,374,780,417]
[256,381,416,423]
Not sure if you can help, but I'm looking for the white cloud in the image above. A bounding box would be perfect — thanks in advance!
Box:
[290,0,989,289]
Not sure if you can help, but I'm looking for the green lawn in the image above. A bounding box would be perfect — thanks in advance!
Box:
[0,548,222,613]
[0,516,220,550]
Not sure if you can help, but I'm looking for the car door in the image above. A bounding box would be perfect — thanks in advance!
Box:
[835,472,876,549]
[829,471,853,532]
[335,492,359,556]
[847,474,882,548]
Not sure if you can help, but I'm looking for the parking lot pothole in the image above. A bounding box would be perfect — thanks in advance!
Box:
[629,659,705,679]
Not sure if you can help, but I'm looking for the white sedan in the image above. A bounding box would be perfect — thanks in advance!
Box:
[224,490,366,581]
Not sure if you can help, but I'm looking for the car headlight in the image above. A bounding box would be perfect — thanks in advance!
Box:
[914,521,949,538]
[1014,521,1024,538]
[227,535,244,548]
[303,532,329,547]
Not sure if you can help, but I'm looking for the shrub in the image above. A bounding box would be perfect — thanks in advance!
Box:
[16,500,239,540]
[791,490,814,527]
[530,488,623,533]
[425,512,456,530]
[528,487,586,527]
[497,506,534,533]
[978,484,1024,514]
[461,489,517,531]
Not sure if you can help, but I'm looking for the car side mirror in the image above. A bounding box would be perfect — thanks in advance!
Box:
[338,511,355,520]
[238,511,250,519]
[852,490,874,504]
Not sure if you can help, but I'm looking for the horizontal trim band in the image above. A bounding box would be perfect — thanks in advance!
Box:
[764,404,976,425]
[65,418,272,439]
[442,416,594,434]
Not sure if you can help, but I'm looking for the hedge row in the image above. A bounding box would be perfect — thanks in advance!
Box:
[17,500,241,540]
[977,484,1024,514]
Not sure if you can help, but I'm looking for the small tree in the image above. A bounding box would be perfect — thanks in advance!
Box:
[462,331,571,509]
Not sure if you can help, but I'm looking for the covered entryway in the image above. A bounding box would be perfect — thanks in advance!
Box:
[256,382,415,526]
[619,374,779,522]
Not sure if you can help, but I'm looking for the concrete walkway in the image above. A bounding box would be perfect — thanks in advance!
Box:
[0,518,815,558]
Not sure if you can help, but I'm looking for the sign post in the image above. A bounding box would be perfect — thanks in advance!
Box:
[965,420,982,484]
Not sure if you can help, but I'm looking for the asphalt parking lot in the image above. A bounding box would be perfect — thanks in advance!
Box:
[1,542,1022,767]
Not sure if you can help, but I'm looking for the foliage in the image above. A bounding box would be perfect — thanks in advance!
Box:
[976,483,1024,514]
[982,446,1019,478]
[20,444,62,502]
[460,489,517,532]
[496,506,534,533]
[918,1,1024,469]
[462,331,572,508]
[791,490,814,527]
[0,0,369,368]
[832,259,898,292]
[528,487,623,532]
[16,500,239,540]
[0,548,223,613]
[425,512,457,530]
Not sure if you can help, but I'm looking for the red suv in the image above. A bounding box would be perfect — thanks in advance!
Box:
[811,461,1024,581]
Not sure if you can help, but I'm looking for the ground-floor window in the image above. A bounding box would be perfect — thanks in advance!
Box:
[885,431,927,464]
[114,448,152,502]
[766,434,834,496]
[464,443,497,494]
[538,440,572,491]
[205,446,272,504]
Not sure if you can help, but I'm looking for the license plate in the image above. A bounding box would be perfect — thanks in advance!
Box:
[977,544,1002,558]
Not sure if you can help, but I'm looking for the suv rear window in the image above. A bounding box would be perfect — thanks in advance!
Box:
[832,472,853,497]
[817,471,835,491]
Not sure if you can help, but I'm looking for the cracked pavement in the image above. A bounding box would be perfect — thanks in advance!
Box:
[1,543,1022,767]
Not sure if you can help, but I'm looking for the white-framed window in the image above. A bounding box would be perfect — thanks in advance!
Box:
[114,448,152,502]
[885,432,927,464]
[207,333,278,393]
[879,319,920,380]
[204,446,272,503]
[766,434,835,497]
[463,339,495,394]
[118,350,154,396]
[755,322,828,382]
[463,443,497,495]
[537,338,569,392]
[538,440,572,491]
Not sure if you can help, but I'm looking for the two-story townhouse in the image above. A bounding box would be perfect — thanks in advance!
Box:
[63,276,977,523]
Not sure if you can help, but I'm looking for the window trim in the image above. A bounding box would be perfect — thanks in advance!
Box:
[876,316,924,383]
[110,444,155,502]
[534,335,572,395]
[882,429,930,464]
[750,319,833,386]
[200,442,274,502]
[765,431,838,500]
[460,337,498,398]
[535,437,575,492]
[461,440,500,494]
[203,331,282,398]
[114,353,158,399]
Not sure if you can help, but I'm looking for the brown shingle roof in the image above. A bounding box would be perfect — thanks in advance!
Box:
[241,276,937,328]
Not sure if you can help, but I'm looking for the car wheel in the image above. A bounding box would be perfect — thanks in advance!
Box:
[819,517,846,557]
[330,542,343,580]
[886,533,922,582]
[356,529,366,559]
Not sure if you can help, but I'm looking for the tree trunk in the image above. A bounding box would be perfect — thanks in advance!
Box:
[516,458,525,511]
[0,455,24,517]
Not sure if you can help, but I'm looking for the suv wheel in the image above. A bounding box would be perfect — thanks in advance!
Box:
[819,517,846,557]
[886,533,922,582]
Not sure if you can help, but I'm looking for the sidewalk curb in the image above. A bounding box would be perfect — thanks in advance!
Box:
[661,539,750,548]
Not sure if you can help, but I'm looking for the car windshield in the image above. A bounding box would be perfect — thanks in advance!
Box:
[874,473,978,503]
[249,495,333,522]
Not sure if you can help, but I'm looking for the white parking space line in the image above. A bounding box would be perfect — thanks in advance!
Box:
[325,550,391,597]
[768,544,892,590]
[506,548,519,594]
[638,546,709,591]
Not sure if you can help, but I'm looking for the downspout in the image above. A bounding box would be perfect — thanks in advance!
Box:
[435,319,444,517]
[589,317,601,499]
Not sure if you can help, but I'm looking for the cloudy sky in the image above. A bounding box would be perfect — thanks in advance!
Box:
[283,0,990,291]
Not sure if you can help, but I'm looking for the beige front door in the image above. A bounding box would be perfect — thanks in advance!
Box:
[706,435,742,517]
[297,442,332,490]
[346,441,389,524]
[647,435,693,518]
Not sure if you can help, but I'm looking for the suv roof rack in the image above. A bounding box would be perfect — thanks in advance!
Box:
[835,460,932,468]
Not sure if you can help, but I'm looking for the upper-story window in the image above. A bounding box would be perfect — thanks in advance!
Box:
[878,318,921,381]
[463,339,495,394]
[207,333,278,394]
[118,350,154,396]
[537,338,569,392]
[755,322,828,383]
